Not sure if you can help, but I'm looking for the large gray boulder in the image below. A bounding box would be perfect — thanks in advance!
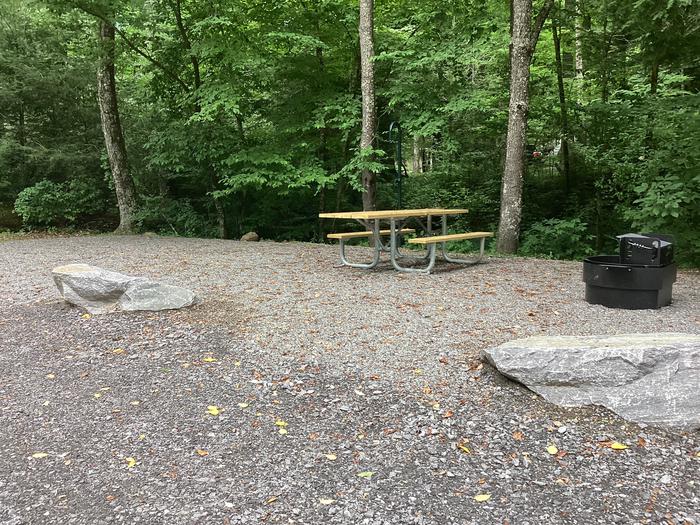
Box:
[52,264,197,314]
[481,333,700,430]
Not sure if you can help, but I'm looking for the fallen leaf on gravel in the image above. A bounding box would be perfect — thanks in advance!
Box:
[234,361,241,367]
[474,494,491,502]
[265,496,278,505]
[93,393,102,399]
[45,374,55,379]
[422,386,432,395]
[513,431,525,441]
[611,442,628,450]
[319,498,335,505]
[112,348,125,355]
[138,434,145,441]
[432,402,440,410]
[547,445,558,455]
[237,403,249,409]
[637,437,647,447]
[413,369,423,376]
[443,410,454,419]
[458,444,471,454]
[278,428,288,435]
[130,400,140,406]
[275,420,288,427]
[195,449,209,457]
[202,357,217,363]
[357,471,374,479]
[207,406,221,416]
[125,457,137,468]
[324,454,337,461]
[81,313,91,319]
[31,452,48,459]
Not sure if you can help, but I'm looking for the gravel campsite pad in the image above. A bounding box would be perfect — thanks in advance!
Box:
[0,235,699,525]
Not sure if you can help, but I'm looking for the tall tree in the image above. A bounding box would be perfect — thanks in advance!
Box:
[359,0,377,211]
[552,13,571,191]
[96,11,137,234]
[497,0,554,253]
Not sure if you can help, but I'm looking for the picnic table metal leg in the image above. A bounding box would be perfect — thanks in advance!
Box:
[338,219,381,269]
[440,214,486,265]
[390,218,436,274]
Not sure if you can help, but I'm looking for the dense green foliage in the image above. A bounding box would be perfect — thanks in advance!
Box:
[1,0,698,263]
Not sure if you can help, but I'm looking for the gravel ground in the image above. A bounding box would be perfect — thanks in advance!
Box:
[0,235,698,525]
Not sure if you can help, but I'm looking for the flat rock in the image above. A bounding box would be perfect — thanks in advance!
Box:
[481,333,700,430]
[52,263,197,314]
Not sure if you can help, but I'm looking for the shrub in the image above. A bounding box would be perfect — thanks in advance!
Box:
[133,196,217,238]
[520,218,594,260]
[14,179,107,228]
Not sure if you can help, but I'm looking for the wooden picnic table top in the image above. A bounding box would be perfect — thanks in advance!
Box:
[318,208,468,220]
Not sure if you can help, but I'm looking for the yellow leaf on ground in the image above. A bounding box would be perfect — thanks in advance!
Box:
[31,452,48,459]
[195,449,209,457]
[237,403,249,409]
[611,442,628,450]
[93,393,102,399]
[275,420,288,427]
[357,471,374,479]
[112,348,125,355]
[130,400,140,406]
[474,494,491,502]
[81,313,91,320]
[278,428,288,435]
[234,361,241,367]
[265,496,278,505]
[207,406,221,416]
[45,374,55,379]
[125,457,137,468]
[458,444,471,454]
[547,445,558,455]
[319,498,335,505]
[202,357,217,363]
[324,454,337,461]
[413,368,423,375]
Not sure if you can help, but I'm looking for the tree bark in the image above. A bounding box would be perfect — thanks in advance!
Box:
[552,16,572,192]
[574,0,585,78]
[359,0,377,211]
[497,0,554,253]
[96,18,137,234]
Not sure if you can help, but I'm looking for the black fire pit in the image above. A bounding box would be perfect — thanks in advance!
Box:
[583,234,677,309]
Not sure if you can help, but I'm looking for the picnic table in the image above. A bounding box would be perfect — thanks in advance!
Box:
[319,208,493,274]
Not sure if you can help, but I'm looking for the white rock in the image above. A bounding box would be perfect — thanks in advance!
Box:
[52,264,197,314]
[481,333,700,430]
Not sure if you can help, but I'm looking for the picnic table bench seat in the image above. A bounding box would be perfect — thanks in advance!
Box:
[407,231,493,245]
[327,228,415,240]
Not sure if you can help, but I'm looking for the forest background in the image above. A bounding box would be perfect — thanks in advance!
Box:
[1,0,698,264]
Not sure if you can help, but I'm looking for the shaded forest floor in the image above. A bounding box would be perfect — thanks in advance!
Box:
[0,236,698,524]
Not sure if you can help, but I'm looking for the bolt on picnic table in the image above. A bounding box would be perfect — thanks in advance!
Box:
[319,208,493,274]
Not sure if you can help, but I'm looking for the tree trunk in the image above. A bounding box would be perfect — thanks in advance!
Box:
[497,0,553,253]
[574,0,585,78]
[650,60,659,95]
[97,18,137,234]
[359,0,377,211]
[552,17,571,192]
[18,103,26,146]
